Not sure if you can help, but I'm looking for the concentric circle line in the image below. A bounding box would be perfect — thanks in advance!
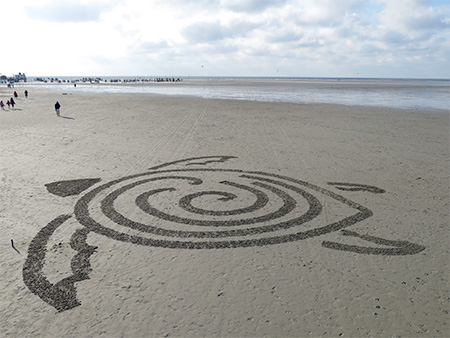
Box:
[136,179,297,227]
[178,180,270,216]
[78,170,322,238]
[98,176,321,238]
[74,167,372,247]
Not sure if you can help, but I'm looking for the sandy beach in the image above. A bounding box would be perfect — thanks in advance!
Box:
[1,84,448,337]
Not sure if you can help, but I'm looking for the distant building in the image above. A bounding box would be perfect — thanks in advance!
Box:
[13,72,27,82]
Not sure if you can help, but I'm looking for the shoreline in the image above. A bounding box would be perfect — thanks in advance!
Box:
[2,85,448,119]
[6,79,449,111]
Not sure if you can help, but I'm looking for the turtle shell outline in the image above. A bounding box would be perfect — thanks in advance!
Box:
[73,168,372,249]
[23,156,426,312]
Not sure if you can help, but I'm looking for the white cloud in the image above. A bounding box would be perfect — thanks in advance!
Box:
[220,0,288,13]
[1,0,448,78]
[26,0,118,22]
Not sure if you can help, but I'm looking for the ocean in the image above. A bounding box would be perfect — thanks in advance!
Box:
[25,77,449,111]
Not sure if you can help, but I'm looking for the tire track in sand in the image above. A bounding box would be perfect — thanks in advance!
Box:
[121,98,211,176]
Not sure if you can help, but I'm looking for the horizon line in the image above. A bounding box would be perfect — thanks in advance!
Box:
[18,75,450,81]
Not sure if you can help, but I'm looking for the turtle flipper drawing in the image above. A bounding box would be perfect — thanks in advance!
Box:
[23,156,425,312]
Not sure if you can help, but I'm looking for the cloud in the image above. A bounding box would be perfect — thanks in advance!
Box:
[182,20,258,43]
[382,30,408,45]
[220,0,288,13]
[26,0,116,23]
[2,0,448,78]
[289,0,367,26]
[177,0,448,77]
[137,41,170,53]
[266,31,303,43]
[182,22,226,43]
[378,0,450,35]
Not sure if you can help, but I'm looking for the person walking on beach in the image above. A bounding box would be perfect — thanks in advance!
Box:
[0,101,5,110]
[25,90,28,98]
[6,100,10,109]
[10,98,15,109]
[14,91,18,98]
[55,101,61,116]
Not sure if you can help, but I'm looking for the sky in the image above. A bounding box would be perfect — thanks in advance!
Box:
[2,0,449,78]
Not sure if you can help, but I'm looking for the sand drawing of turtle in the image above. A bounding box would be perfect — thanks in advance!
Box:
[23,156,425,312]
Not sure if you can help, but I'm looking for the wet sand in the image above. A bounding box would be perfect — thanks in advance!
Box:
[1,85,448,337]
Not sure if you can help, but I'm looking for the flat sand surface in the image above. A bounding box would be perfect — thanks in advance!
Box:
[1,85,449,337]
